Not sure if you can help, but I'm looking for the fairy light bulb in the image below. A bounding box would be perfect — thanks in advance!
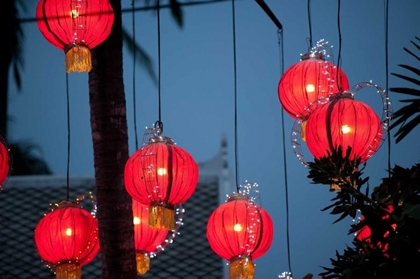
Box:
[65,228,73,236]
[71,9,79,18]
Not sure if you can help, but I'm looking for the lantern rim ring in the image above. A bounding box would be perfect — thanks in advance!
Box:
[301,51,325,61]
[229,255,253,263]
[227,193,249,202]
[148,135,174,145]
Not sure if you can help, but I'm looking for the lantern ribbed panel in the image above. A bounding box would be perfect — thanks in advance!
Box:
[0,142,10,186]
[36,0,114,50]
[34,204,99,266]
[305,97,382,163]
[132,199,168,253]
[206,199,274,261]
[124,142,199,206]
[278,58,349,119]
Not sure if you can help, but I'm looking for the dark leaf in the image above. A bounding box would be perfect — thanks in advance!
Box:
[389,87,420,97]
[169,0,183,27]
[122,26,158,85]
[391,73,420,87]
[403,46,420,62]
[398,64,420,77]
[394,113,420,143]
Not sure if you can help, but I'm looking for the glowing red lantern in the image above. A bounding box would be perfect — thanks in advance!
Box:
[124,134,198,231]
[36,0,114,72]
[305,93,382,164]
[132,199,169,275]
[0,137,11,189]
[278,51,350,120]
[206,193,274,279]
[34,201,100,279]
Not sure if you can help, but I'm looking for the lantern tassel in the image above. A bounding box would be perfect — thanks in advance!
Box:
[135,252,150,275]
[229,257,255,279]
[300,120,307,142]
[148,204,174,231]
[65,45,92,73]
[55,263,81,279]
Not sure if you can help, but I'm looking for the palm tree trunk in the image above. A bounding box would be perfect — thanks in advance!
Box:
[88,0,136,277]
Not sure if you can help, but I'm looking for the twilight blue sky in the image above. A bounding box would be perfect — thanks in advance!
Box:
[7,0,420,278]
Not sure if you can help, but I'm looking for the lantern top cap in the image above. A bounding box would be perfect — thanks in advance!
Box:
[301,50,325,61]
[149,135,175,145]
[227,193,250,202]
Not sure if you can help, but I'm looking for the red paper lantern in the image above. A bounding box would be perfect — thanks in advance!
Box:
[36,0,114,72]
[206,193,274,279]
[0,137,11,189]
[132,199,169,275]
[124,134,198,231]
[34,201,100,279]
[278,51,350,120]
[305,93,382,164]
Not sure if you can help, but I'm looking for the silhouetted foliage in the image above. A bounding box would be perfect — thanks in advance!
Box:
[9,141,52,175]
[390,36,420,143]
[308,146,420,279]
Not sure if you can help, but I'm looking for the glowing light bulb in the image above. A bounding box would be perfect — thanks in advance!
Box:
[70,9,79,18]
[233,224,243,232]
[133,216,141,225]
[341,124,351,134]
[306,83,315,93]
[157,168,167,176]
[65,228,73,236]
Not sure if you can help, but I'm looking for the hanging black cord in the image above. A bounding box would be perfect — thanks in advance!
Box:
[231,0,239,191]
[336,0,343,93]
[65,73,71,201]
[157,0,162,127]
[307,0,312,48]
[278,29,293,276]
[132,0,139,150]
[385,0,391,177]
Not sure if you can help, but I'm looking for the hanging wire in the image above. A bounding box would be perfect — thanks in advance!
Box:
[131,0,139,150]
[307,0,312,48]
[157,0,163,128]
[231,0,239,191]
[336,0,343,93]
[384,0,391,176]
[65,73,71,201]
[278,29,293,276]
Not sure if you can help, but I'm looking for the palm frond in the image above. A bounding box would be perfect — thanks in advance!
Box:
[389,87,420,97]
[391,73,420,87]
[122,26,158,85]
[389,36,420,143]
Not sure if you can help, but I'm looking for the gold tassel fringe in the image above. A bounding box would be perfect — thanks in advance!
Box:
[300,120,307,142]
[136,252,150,275]
[148,204,174,231]
[65,45,92,73]
[56,263,81,279]
[229,257,255,279]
